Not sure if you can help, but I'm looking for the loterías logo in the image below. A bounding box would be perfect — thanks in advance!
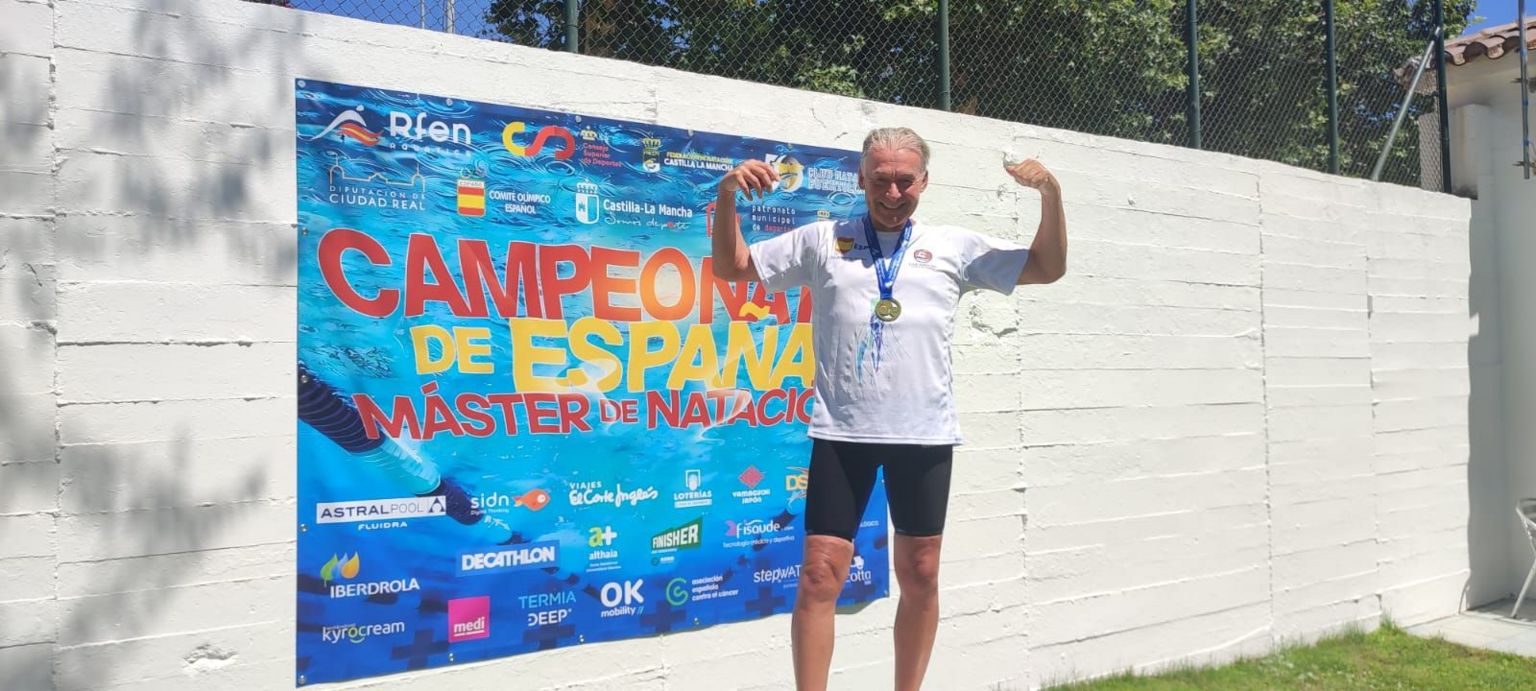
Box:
[306,106,381,146]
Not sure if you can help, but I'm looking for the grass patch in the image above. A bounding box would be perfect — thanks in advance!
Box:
[1047,621,1536,690]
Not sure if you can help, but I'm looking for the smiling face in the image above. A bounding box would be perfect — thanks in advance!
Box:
[858,145,928,231]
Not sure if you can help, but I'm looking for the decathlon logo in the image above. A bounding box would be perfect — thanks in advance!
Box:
[457,541,559,577]
[503,121,575,160]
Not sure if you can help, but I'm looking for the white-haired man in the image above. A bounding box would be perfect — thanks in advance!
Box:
[711,127,1066,691]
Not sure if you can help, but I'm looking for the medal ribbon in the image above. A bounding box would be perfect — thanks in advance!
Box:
[862,215,912,305]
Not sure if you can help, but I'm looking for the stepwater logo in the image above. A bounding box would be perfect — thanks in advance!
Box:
[447,596,491,643]
[319,553,421,599]
[457,541,559,576]
[754,564,801,586]
[320,621,405,644]
[316,496,446,524]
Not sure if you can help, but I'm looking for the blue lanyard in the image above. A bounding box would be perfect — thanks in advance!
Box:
[862,215,912,301]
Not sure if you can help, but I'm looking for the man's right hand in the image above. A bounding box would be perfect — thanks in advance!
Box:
[720,160,781,201]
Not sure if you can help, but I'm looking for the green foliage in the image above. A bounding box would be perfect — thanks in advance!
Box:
[482,0,1473,182]
[1045,619,1536,690]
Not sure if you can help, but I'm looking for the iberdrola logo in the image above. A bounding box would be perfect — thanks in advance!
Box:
[320,553,362,583]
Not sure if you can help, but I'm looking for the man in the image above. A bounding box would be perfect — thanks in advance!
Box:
[711,127,1066,691]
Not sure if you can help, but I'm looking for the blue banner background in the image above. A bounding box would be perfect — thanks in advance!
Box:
[294,79,888,685]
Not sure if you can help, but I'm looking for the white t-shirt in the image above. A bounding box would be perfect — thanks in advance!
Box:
[748,218,1030,445]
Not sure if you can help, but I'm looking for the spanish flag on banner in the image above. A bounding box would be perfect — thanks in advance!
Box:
[457,179,485,217]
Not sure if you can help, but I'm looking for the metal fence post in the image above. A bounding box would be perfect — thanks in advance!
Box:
[938,0,952,111]
[1185,0,1202,149]
[565,0,580,53]
[1434,0,1451,192]
[1325,0,1340,174]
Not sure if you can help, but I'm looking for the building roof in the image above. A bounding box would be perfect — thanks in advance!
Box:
[1444,18,1536,68]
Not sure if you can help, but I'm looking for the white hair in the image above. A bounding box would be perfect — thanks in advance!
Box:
[861,127,930,174]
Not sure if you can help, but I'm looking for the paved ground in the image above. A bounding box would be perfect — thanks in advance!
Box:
[1407,597,1536,656]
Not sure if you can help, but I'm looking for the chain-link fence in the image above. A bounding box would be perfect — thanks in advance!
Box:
[255,0,1474,190]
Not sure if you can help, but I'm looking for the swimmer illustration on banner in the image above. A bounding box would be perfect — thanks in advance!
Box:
[294,79,887,685]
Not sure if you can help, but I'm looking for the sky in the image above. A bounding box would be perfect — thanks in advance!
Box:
[1465,0,1530,34]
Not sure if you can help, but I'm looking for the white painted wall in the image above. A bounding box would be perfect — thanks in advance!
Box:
[0,0,1475,689]
[1439,51,1536,609]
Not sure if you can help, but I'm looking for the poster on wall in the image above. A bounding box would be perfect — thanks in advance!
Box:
[293,78,887,685]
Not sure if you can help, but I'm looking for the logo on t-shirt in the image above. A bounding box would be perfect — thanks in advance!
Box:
[836,237,855,254]
[913,249,933,263]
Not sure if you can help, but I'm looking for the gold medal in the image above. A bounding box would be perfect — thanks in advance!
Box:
[875,298,902,322]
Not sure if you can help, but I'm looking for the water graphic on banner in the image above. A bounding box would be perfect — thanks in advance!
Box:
[294,79,887,685]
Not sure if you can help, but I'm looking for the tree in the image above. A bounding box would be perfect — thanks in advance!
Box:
[482,0,1472,183]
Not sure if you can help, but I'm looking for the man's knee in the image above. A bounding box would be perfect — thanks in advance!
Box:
[894,536,943,595]
[797,537,853,603]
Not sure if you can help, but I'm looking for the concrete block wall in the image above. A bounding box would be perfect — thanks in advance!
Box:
[0,0,1472,689]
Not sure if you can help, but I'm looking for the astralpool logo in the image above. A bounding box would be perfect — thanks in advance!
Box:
[457,542,559,577]
[316,496,447,524]
[319,553,421,599]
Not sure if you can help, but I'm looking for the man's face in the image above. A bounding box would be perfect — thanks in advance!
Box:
[858,146,928,231]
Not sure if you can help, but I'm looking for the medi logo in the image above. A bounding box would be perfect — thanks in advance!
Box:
[502,121,576,160]
[447,596,491,643]
[319,553,422,599]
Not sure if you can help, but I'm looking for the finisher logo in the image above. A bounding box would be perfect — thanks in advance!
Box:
[457,541,559,576]
[316,496,446,524]
[651,518,702,551]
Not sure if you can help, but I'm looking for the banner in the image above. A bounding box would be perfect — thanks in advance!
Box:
[294,79,888,685]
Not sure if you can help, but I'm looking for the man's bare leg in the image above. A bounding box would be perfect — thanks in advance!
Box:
[893,533,944,691]
[791,534,855,691]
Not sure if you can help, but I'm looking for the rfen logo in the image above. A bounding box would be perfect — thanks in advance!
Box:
[448,596,490,643]
[305,106,380,146]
